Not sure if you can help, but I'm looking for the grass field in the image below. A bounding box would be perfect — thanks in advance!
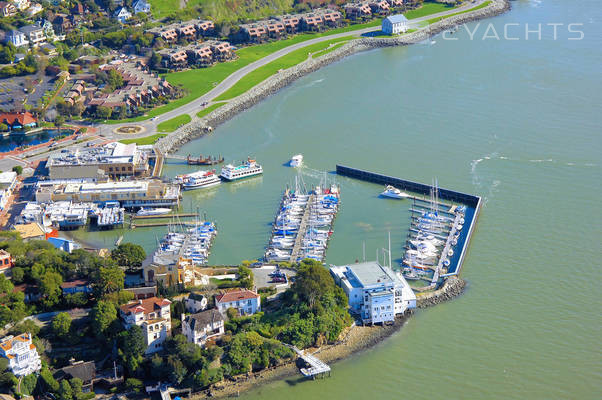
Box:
[196,102,226,118]
[405,1,455,19]
[426,1,492,24]
[119,133,167,145]
[157,114,192,132]
[214,36,353,101]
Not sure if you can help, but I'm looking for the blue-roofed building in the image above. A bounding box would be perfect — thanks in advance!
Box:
[382,14,408,35]
[330,261,416,324]
[47,237,80,253]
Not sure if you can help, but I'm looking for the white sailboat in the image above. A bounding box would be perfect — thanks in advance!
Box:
[381,185,410,199]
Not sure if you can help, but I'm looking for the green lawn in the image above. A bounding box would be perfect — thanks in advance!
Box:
[118,133,167,145]
[196,102,226,118]
[214,36,353,101]
[426,1,492,24]
[157,114,192,132]
[148,0,180,19]
[312,41,348,58]
[405,1,455,19]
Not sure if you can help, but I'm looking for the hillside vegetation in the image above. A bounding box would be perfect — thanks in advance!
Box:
[151,0,295,22]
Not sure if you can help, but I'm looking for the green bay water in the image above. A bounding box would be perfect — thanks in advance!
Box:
[74,0,601,397]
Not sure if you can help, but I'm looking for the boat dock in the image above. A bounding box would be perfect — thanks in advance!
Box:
[130,213,199,220]
[336,165,482,284]
[289,345,331,379]
[289,194,315,263]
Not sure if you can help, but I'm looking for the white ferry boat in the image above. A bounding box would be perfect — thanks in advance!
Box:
[289,154,303,167]
[381,185,410,199]
[137,207,172,216]
[183,171,221,190]
[220,158,263,181]
[174,170,206,185]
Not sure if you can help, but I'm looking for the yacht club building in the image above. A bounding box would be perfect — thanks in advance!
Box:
[35,180,181,208]
[330,261,416,324]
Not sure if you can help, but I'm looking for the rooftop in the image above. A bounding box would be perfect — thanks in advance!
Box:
[186,309,223,331]
[12,223,45,239]
[215,289,259,303]
[47,142,140,167]
[120,296,171,316]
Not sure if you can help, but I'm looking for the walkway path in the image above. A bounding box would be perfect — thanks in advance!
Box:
[102,0,487,137]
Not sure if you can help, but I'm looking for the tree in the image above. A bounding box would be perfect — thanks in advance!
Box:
[52,312,72,339]
[90,300,117,337]
[125,378,143,393]
[121,325,145,358]
[237,265,253,289]
[11,165,22,175]
[111,243,145,269]
[95,106,112,120]
[59,379,73,400]
[54,115,65,127]
[40,271,63,307]
[21,373,38,395]
[92,266,124,297]
[106,69,124,91]
[0,123,8,132]
[167,355,187,385]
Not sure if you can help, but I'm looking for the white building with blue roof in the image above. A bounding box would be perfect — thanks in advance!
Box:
[330,261,416,324]
[382,14,409,35]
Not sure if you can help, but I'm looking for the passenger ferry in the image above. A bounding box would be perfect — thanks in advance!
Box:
[220,158,263,181]
[183,171,221,190]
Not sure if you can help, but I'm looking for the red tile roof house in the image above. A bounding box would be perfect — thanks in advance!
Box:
[0,112,37,130]
[387,0,404,7]
[240,23,269,43]
[158,48,188,69]
[318,9,343,28]
[206,41,234,61]
[344,2,373,20]
[119,297,172,354]
[301,13,324,32]
[215,289,261,316]
[369,0,391,15]
[176,21,197,39]
[148,26,178,42]
[184,43,214,66]
[277,15,301,34]
[196,20,215,36]
[265,20,286,39]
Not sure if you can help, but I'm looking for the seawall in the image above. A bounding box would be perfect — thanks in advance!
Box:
[156,0,511,154]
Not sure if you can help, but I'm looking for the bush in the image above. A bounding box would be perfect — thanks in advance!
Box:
[12,165,22,175]
[125,378,143,393]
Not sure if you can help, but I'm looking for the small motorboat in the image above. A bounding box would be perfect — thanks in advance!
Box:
[136,207,172,216]
[289,154,303,167]
[381,185,410,199]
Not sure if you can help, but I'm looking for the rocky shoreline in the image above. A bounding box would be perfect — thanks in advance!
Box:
[190,276,466,399]
[156,0,510,154]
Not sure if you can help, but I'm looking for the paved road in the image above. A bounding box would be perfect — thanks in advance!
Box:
[103,0,485,136]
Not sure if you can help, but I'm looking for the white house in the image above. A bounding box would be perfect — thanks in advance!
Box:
[19,23,46,47]
[185,292,208,313]
[5,30,28,48]
[0,171,17,211]
[330,261,416,324]
[215,289,261,316]
[132,0,151,14]
[0,333,42,377]
[26,2,43,16]
[113,6,132,23]
[382,14,408,35]
[119,296,172,354]
[181,309,224,348]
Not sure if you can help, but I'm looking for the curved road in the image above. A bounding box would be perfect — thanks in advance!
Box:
[103,0,486,137]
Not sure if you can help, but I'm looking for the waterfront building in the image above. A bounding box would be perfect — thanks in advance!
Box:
[35,180,180,208]
[119,297,172,354]
[344,2,372,20]
[185,292,208,313]
[196,20,215,36]
[215,289,261,316]
[48,237,80,253]
[382,14,409,35]
[47,142,149,179]
[277,14,301,34]
[330,261,416,324]
[0,333,42,376]
[0,111,37,130]
[240,22,269,42]
[0,250,13,275]
[0,171,17,211]
[181,309,224,348]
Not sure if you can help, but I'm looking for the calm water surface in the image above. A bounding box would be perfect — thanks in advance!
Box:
[76,0,601,398]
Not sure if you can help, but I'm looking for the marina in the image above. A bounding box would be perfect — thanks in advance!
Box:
[18,201,125,230]
[265,177,340,263]
[336,165,481,288]
[151,219,218,267]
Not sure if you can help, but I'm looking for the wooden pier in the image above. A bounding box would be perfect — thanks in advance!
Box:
[130,213,199,220]
[289,345,331,379]
[289,194,315,263]
[130,221,200,229]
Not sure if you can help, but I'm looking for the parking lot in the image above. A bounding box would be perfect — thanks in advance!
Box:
[253,265,296,291]
[0,75,54,110]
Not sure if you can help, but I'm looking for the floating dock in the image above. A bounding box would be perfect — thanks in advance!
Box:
[289,345,331,379]
[336,165,482,282]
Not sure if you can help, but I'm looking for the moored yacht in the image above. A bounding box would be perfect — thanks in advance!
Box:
[182,171,221,190]
[137,207,172,216]
[381,185,410,199]
[289,154,303,167]
[220,158,263,181]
